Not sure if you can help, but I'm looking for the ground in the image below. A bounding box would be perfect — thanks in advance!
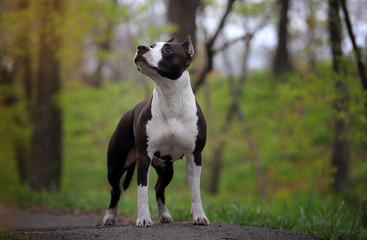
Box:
[0,204,320,240]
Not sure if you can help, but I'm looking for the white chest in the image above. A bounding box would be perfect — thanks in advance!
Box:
[146,82,198,161]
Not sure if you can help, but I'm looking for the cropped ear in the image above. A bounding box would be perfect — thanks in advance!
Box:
[167,37,175,42]
[182,35,194,59]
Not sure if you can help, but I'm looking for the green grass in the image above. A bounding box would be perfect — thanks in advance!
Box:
[1,69,366,240]
[0,230,19,240]
[2,182,365,239]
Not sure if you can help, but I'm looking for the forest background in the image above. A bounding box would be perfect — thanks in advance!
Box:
[0,0,366,239]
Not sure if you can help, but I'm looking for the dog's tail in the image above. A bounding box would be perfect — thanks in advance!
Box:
[122,162,136,195]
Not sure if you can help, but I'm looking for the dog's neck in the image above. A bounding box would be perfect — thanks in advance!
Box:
[151,70,196,119]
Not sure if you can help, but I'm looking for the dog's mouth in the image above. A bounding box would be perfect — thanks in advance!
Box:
[134,54,161,74]
[134,55,146,72]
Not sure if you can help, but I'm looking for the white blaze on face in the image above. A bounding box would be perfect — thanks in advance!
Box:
[134,42,165,78]
[144,42,165,68]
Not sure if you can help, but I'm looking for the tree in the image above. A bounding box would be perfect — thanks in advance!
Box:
[272,0,292,74]
[209,33,266,196]
[88,0,119,87]
[30,0,63,191]
[167,0,200,47]
[0,0,32,185]
[328,0,350,192]
[192,0,237,92]
[339,0,367,91]
[206,1,271,195]
[305,0,317,72]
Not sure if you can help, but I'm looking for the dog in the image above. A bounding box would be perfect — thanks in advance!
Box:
[103,36,209,227]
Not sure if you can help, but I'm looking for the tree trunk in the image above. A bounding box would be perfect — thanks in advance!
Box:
[272,0,292,74]
[208,34,266,196]
[240,37,266,197]
[339,0,367,119]
[1,56,30,186]
[167,0,200,47]
[306,0,317,72]
[91,0,117,87]
[30,0,63,191]
[328,0,350,192]
[0,0,32,185]
[209,142,224,195]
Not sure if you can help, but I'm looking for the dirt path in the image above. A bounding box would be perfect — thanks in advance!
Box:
[0,205,320,240]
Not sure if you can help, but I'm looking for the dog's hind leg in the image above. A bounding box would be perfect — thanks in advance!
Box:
[153,160,174,223]
[103,148,130,225]
[103,112,135,226]
[103,152,125,225]
[104,149,136,226]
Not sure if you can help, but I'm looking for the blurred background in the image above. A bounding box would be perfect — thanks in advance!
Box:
[0,0,366,238]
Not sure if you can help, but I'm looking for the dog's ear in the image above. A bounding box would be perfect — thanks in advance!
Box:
[183,35,194,59]
[167,37,175,42]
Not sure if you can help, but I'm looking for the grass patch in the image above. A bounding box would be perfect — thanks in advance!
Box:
[1,71,366,240]
[0,230,19,240]
[3,178,365,239]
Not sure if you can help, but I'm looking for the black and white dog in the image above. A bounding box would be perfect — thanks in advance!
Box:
[103,36,209,227]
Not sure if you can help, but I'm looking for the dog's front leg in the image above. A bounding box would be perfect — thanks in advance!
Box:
[136,153,153,227]
[186,153,210,226]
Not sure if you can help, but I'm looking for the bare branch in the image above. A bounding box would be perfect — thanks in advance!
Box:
[193,0,237,92]
[339,0,367,90]
[213,34,251,54]
[213,7,272,55]
[207,0,237,49]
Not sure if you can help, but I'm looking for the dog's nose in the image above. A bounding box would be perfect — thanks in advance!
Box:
[137,45,149,55]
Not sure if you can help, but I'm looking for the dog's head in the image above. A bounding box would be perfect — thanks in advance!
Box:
[134,36,194,80]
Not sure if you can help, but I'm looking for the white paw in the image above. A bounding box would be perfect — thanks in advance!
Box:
[103,210,117,225]
[159,213,173,223]
[192,214,210,226]
[157,200,173,223]
[191,205,209,226]
[136,217,153,227]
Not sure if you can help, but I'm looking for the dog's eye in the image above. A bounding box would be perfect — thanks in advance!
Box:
[150,44,156,48]
[163,46,172,53]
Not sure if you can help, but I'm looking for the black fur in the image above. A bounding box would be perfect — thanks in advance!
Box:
[105,36,206,223]
[106,98,152,210]
[193,101,207,166]
[152,161,174,205]
[156,38,194,80]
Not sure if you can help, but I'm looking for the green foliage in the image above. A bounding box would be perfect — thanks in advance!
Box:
[298,201,365,240]
[194,66,366,200]
[1,64,367,239]
[235,0,276,18]
[203,194,365,240]
[0,230,19,240]
[1,1,366,239]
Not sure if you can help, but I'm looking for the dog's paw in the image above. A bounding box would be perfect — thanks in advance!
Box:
[193,214,210,226]
[159,213,173,223]
[103,210,116,226]
[136,217,153,227]
[191,205,209,226]
[157,200,173,223]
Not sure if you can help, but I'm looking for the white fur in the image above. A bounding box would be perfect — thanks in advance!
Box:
[157,199,173,223]
[134,41,209,226]
[136,167,153,227]
[103,202,119,225]
[134,42,165,78]
[186,154,209,226]
[146,42,165,68]
[146,71,198,161]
